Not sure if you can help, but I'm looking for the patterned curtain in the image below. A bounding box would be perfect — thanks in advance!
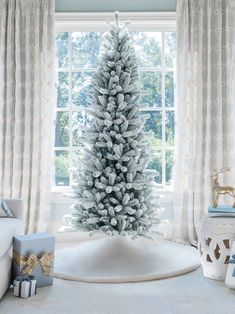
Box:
[174,0,235,245]
[0,0,55,233]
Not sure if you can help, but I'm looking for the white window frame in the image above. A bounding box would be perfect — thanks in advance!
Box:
[53,12,176,201]
[55,12,176,32]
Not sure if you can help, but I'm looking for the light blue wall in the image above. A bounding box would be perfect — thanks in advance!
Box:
[55,0,176,12]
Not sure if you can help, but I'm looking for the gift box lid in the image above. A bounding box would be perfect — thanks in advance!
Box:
[13,233,55,256]
[14,232,54,242]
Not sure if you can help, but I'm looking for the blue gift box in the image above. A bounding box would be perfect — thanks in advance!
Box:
[12,233,55,287]
[227,255,235,277]
[208,205,235,213]
[225,242,235,289]
[208,205,235,217]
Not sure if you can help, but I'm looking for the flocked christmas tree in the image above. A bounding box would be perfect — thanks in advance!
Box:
[64,13,160,237]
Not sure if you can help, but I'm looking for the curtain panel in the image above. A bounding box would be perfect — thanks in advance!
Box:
[0,0,55,232]
[174,0,235,245]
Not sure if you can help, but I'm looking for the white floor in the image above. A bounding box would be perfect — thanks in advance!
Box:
[1,267,235,314]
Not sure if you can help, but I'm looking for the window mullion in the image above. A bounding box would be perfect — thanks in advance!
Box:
[68,32,73,186]
[139,107,162,112]
[138,67,174,72]
[161,32,166,186]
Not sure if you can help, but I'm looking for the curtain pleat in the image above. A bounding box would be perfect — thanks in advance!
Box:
[174,0,235,245]
[0,0,55,233]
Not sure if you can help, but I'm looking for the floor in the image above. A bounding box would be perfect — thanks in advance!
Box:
[1,267,235,314]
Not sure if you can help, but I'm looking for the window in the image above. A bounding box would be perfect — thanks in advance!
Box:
[53,14,176,189]
[133,32,176,185]
[54,32,101,187]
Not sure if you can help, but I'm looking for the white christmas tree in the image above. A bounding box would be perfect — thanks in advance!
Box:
[64,13,160,237]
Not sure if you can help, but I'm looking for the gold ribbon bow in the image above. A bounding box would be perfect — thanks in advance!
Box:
[13,251,54,277]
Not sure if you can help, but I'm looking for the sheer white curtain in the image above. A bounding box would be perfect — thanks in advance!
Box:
[174,0,235,245]
[0,0,55,233]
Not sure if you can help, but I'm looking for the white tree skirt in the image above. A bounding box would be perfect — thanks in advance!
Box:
[54,236,200,283]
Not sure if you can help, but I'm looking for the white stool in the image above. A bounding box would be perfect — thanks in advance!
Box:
[198,215,235,281]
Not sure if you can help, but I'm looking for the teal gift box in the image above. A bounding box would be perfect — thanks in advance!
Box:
[12,233,55,287]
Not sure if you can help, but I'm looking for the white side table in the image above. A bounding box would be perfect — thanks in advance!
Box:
[198,215,235,281]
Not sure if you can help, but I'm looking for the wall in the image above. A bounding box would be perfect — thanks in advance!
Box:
[55,0,176,12]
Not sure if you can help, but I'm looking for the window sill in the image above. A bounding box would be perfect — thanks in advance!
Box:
[51,188,75,203]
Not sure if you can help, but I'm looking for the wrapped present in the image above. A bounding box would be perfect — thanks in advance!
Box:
[225,241,235,289]
[13,275,37,298]
[12,233,55,287]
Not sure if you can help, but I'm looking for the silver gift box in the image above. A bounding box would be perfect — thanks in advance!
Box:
[12,233,55,287]
[14,275,37,298]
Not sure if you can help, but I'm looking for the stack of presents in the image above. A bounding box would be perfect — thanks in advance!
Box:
[12,233,55,298]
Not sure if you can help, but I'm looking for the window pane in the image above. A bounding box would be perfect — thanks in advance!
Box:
[165,32,176,67]
[165,72,175,107]
[71,32,100,68]
[72,72,93,107]
[54,150,70,186]
[148,152,162,184]
[55,112,69,147]
[165,111,174,147]
[56,72,69,108]
[70,150,84,184]
[72,112,83,147]
[132,32,162,67]
[56,32,69,68]
[72,111,93,146]
[72,150,79,164]
[142,111,162,151]
[140,72,162,107]
[166,150,174,184]
[72,150,81,168]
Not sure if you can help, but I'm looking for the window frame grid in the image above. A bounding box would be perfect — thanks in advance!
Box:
[53,27,175,189]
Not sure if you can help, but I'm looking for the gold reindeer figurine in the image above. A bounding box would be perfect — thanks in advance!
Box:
[211,168,235,208]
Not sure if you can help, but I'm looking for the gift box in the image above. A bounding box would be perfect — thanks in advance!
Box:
[13,275,37,298]
[225,241,235,289]
[12,233,55,287]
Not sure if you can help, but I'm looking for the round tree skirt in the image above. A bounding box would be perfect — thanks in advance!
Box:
[54,236,200,283]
